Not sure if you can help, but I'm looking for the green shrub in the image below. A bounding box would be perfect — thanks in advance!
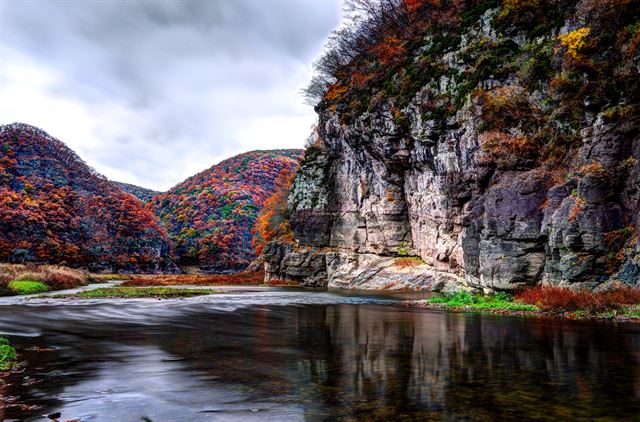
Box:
[54,287,221,299]
[0,337,17,370]
[429,291,536,311]
[9,280,49,295]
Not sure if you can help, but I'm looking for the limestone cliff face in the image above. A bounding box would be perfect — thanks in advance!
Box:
[265,2,640,291]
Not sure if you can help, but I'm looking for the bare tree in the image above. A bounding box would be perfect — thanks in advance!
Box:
[303,0,416,107]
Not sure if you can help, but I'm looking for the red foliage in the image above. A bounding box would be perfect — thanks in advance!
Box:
[516,285,640,313]
[251,170,297,255]
[150,150,301,268]
[0,123,172,272]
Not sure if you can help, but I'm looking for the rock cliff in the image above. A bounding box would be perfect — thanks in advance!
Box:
[264,0,640,291]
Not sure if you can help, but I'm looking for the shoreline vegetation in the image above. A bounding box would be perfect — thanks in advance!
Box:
[0,337,17,371]
[51,287,223,299]
[404,287,640,322]
[121,271,266,286]
[2,264,639,322]
[0,264,297,297]
[0,264,88,296]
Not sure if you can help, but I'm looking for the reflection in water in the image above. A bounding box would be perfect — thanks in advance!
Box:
[0,290,639,421]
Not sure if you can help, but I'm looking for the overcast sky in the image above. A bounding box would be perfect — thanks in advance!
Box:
[0,0,342,190]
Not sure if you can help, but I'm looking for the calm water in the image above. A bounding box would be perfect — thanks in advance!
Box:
[1,288,639,421]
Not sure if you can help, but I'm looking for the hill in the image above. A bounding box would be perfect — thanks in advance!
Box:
[149,150,302,271]
[0,123,176,273]
[114,181,160,203]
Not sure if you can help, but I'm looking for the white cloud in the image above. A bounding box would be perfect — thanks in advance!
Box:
[0,0,342,190]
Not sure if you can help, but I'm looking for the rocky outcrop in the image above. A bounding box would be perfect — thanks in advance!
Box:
[266,108,640,291]
[265,3,640,291]
[263,242,463,291]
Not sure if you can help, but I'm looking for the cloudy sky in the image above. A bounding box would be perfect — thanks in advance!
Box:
[0,0,342,190]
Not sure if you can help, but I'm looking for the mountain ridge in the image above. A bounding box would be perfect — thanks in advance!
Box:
[149,149,302,272]
[114,181,160,203]
[0,122,176,273]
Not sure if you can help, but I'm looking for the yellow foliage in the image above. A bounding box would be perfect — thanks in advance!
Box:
[559,27,591,59]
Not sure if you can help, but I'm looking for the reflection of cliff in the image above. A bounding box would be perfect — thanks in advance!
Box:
[290,306,640,420]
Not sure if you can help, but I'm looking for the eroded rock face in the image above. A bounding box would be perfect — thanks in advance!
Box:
[264,105,640,291]
[264,4,640,291]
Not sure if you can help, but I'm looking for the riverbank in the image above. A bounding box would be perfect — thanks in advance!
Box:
[400,288,640,322]
[121,270,266,286]
[50,286,224,299]
[0,264,89,296]
[0,266,298,298]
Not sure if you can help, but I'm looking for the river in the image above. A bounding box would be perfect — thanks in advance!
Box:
[1,288,639,421]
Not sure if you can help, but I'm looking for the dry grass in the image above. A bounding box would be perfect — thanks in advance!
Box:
[122,270,265,286]
[0,263,88,293]
[516,285,640,313]
[264,278,300,287]
[394,257,424,268]
[88,273,133,283]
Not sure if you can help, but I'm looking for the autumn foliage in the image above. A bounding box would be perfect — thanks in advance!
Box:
[114,181,159,203]
[0,123,174,272]
[251,170,297,255]
[0,263,88,293]
[516,285,640,313]
[149,150,301,269]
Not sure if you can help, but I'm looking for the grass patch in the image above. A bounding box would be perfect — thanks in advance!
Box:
[428,291,538,312]
[0,264,88,295]
[122,271,264,287]
[0,337,17,371]
[8,280,49,295]
[624,306,640,318]
[53,287,222,299]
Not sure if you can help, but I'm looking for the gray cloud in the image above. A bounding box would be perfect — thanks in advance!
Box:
[0,0,342,190]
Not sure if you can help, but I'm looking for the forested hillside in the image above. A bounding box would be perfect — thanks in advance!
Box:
[0,123,176,273]
[114,182,159,203]
[150,150,302,271]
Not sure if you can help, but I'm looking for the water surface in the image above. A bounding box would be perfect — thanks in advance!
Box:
[1,288,639,421]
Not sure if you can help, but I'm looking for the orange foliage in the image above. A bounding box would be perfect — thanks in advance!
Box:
[568,196,585,222]
[324,83,349,102]
[0,123,172,271]
[516,285,640,313]
[350,70,374,90]
[371,35,406,66]
[479,130,539,168]
[150,150,301,268]
[579,162,606,176]
[404,0,433,12]
[251,170,298,255]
